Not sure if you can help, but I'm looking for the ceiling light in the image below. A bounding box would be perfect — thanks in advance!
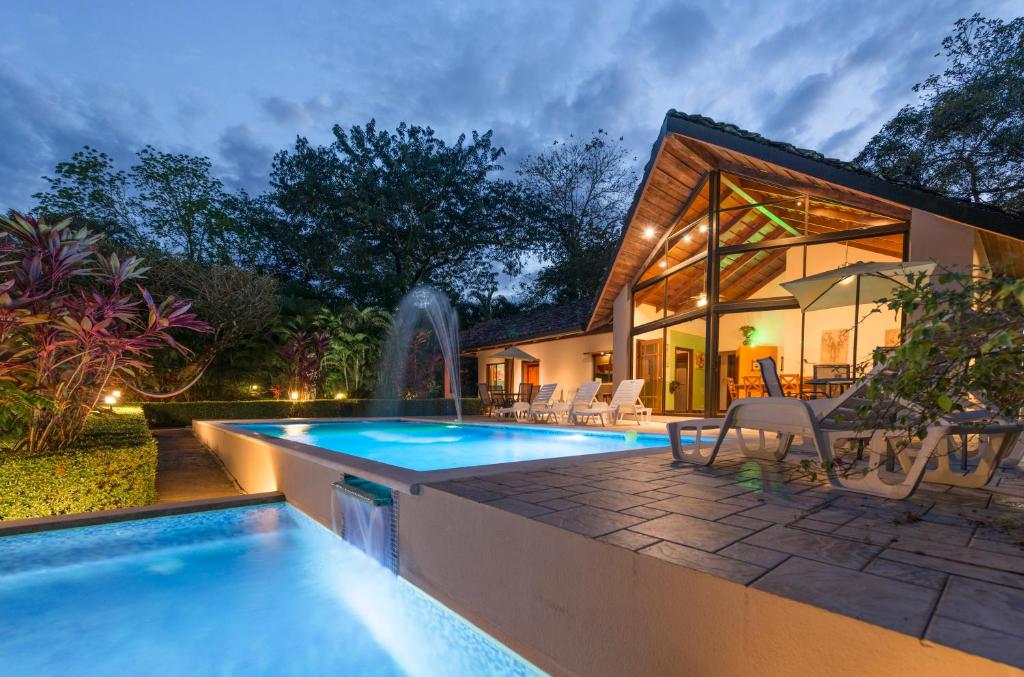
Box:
[683,234,692,242]
[698,224,708,234]
[643,227,655,239]
[659,260,667,268]
[696,294,708,308]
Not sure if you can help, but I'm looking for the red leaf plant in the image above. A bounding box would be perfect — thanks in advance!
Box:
[0,213,210,452]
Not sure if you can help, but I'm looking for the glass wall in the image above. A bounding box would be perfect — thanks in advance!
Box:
[631,170,909,415]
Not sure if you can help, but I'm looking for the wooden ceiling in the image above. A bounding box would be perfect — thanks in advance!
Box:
[978,230,1024,276]
[589,132,913,330]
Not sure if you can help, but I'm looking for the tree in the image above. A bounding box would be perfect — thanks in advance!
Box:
[131,146,234,264]
[517,131,638,304]
[270,120,520,307]
[856,15,1024,212]
[32,146,141,248]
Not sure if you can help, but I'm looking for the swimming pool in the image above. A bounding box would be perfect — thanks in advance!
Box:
[0,504,542,676]
[236,420,671,471]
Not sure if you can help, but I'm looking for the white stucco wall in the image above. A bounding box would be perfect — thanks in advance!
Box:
[612,287,630,384]
[474,331,613,403]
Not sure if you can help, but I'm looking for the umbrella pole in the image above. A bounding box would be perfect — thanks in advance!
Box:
[852,275,861,377]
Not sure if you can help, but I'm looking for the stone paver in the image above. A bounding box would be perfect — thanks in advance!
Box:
[640,541,766,584]
[535,505,644,537]
[753,557,939,635]
[630,513,751,551]
[429,431,1024,669]
[155,428,240,503]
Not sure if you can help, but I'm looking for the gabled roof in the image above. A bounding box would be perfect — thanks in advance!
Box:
[586,110,1024,331]
[461,297,608,352]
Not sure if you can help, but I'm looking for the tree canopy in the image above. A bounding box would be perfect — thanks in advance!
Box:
[856,14,1024,213]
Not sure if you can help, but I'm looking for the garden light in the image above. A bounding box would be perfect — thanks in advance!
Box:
[334,392,347,400]
[111,390,122,398]
[103,395,117,405]
[289,391,300,401]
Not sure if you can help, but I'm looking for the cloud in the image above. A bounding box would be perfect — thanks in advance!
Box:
[0,67,148,211]
[760,72,837,142]
[217,124,275,194]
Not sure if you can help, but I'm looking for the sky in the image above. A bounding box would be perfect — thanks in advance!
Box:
[0,0,1019,212]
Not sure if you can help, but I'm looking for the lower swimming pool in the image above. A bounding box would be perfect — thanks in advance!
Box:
[235,420,671,472]
[0,504,542,676]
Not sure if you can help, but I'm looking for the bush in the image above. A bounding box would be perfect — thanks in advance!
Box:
[141,398,483,428]
[0,407,157,521]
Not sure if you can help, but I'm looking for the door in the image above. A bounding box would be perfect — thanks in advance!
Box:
[635,339,663,413]
[718,351,738,412]
[522,361,540,386]
[672,348,693,413]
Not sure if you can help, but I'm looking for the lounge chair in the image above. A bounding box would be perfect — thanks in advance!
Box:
[572,379,651,426]
[495,383,557,421]
[667,362,1024,499]
[531,381,601,423]
[477,383,496,416]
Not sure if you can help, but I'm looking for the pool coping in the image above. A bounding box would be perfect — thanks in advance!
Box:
[0,492,285,537]
[193,417,674,495]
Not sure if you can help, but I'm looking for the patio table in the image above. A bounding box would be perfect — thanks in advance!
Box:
[805,377,854,399]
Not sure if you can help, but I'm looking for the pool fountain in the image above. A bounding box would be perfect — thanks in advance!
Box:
[331,476,398,572]
[374,285,462,421]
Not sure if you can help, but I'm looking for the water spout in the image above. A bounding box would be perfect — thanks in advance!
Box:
[375,285,462,421]
[331,477,397,572]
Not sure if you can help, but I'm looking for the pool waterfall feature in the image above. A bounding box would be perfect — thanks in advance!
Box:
[375,285,462,421]
[332,475,399,572]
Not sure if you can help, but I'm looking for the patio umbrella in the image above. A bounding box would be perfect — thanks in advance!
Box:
[780,261,936,312]
[780,261,935,376]
[489,346,539,361]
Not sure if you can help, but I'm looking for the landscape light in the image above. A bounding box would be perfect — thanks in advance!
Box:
[250,384,260,391]
[111,390,121,398]
[289,391,300,401]
[103,395,117,405]
[334,392,347,400]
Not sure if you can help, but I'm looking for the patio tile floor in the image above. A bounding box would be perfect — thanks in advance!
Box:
[432,436,1024,669]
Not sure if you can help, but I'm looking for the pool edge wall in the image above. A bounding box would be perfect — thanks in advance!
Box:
[398,487,1015,677]
[193,420,340,528]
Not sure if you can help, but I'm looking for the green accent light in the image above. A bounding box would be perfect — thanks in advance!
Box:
[718,176,800,271]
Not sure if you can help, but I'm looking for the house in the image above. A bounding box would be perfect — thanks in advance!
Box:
[464,111,1024,416]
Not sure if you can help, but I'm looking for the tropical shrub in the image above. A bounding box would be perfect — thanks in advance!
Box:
[862,267,1024,439]
[0,213,209,452]
[0,407,157,520]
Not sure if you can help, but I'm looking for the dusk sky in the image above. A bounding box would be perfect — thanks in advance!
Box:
[1,0,1018,211]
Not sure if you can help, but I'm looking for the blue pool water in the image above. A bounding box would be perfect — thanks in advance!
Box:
[237,420,671,471]
[0,504,542,676]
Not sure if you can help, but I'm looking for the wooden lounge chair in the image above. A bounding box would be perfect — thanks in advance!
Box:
[495,383,557,421]
[531,381,601,423]
[572,379,651,426]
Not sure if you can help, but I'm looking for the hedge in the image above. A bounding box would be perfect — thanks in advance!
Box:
[141,397,482,428]
[0,407,157,521]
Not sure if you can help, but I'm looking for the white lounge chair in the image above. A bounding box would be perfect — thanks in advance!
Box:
[667,369,1024,499]
[495,383,557,421]
[572,379,651,426]
[531,381,601,423]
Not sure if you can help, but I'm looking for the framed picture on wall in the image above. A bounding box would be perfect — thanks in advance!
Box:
[820,329,851,364]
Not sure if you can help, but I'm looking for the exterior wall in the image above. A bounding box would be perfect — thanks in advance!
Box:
[909,208,975,270]
[474,331,612,403]
[400,487,1004,677]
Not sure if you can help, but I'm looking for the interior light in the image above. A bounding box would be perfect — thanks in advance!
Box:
[103,395,117,405]
[289,391,300,401]
[643,226,655,239]
[698,224,708,234]
[696,294,708,308]
[683,234,692,243]
[659,260,667,268]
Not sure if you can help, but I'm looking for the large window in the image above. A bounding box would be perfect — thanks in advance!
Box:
[630,170,909,415]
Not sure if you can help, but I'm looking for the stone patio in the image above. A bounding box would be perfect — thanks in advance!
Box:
[429,440,1024,669]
